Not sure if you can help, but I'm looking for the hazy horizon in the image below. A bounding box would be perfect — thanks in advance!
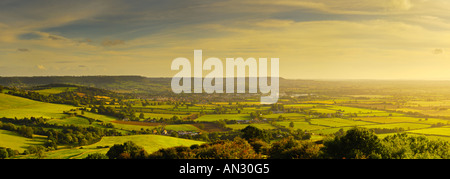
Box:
[2,0,450,80]
[2,74,450,81]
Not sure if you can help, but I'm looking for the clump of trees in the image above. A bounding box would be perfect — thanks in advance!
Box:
[6,84,126,107]
[86,138,262,159]
[105,141,148,159]
[321,127,382,159]
[0,147,19,159]
[0,122,34,139]
[266,136,320,159]
[84,127,450,159]
[0,116,121,153]
[149,137,263,159]
[322,128,450,159]
[89,104,138,121]
[241,125,270,142]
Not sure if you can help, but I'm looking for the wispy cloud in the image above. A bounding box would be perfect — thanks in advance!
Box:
[1,0,450,79]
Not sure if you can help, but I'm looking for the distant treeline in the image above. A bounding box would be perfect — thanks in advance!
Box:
[0,76,172,95]
[6,76,450,97]
[5,84,127,106]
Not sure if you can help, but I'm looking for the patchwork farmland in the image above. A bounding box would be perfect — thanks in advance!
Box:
[1,78,450,159]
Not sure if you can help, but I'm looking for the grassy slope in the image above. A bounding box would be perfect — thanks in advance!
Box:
[41,135,205,159]
[196,114,251,122]
[34,87,77,96]
[0,129,47,152]
[0,93,76,119]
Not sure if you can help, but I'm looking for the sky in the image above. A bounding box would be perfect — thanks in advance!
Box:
[1,0,450,80]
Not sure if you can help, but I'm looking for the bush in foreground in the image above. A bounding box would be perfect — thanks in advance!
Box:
[149,137,263,159]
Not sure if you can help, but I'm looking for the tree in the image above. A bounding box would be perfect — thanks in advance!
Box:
[241,125,270,142]
[194,138,262,159]
[26,145,46,159]
[6,148,18,158]
[334,128,345,137]
[106,141,148,159]
[79,138,88,146]
[44,140,58,150]
[289,122,294,128]
[19,125,33,138]
[0,148,8,159]
[321,127,382,159]
[380,133,450,159]
[139,112,145,119]
[248,139,270,154]
[149,146,195,159]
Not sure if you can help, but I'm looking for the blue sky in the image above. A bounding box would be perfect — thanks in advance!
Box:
[2,0,450,79]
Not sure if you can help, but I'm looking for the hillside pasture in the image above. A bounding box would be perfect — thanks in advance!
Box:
[275,121,329,131]
[40,135,205,159]
[0,93,76,119]
[47,116,91,126]
[262,113,305,119]
[309,118,374,127]
[34,87,77,95]
[196,114,251,122]
[0,129,46,153]
[356,116,449,125]
[361,123,430,130]
[407,126,450,137]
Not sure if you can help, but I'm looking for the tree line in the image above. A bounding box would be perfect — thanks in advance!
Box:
[5,84,129,107]
[85,127,450,159]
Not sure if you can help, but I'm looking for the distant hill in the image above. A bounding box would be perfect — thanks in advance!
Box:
[0,76,172,94]
[3,75,450,96]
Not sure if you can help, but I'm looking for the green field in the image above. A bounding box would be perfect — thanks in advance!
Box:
[81,111,117,123]
[407,126,450,137]
[362,123,430,130]
[263,113,305,119]
[328,105,387,114]
[284,104,318,108]
[165,124,201,132]
[39,135,204,159]
[109,122,156,132]
[196,114,251,122]
[47,116,92,126]
[311,127,355,135]
[34,87,77,95]
[141,113,189,119]
[0,93,76,119]
[276,121,329,131]
[310,118,374,127]
[310,108,338,114]
[4,79,450,159]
